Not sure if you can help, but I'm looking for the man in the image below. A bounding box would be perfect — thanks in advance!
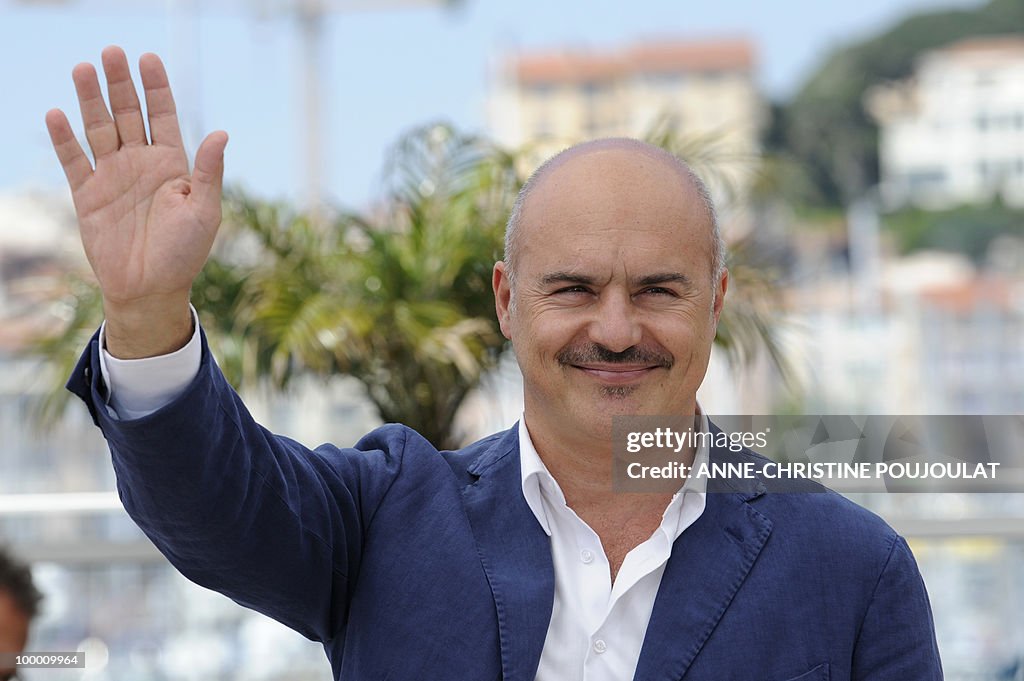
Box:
[48,46,942,680]
[0,548,42,681]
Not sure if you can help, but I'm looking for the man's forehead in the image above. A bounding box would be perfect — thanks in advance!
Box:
[504,137,717,284]
[520,142,707,242]
[518,140,707,234]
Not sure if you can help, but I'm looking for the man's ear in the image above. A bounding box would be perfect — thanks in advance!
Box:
[492,261,514,340]
[712,267,728,326]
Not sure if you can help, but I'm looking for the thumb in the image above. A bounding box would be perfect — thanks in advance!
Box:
[191,130,228,225]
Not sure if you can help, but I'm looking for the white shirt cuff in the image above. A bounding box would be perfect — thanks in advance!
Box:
[98,306,202,420]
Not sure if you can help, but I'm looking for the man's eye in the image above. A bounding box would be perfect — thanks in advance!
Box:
[554,286,590,295]
[640,287,675,296]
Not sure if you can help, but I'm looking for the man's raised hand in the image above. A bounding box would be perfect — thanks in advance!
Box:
[45,46,227,358]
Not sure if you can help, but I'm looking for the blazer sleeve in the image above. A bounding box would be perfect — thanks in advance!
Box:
[66,327,407,644]
[851,534,944,680]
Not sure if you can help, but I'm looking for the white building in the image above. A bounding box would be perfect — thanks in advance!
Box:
[784,250,1024,415]
[487,38,763,204]
[868,35,1024,209]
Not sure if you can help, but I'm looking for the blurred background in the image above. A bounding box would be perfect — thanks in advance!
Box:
[1,0,1023,678]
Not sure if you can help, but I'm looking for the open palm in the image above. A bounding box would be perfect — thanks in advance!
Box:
[46,46,227,306]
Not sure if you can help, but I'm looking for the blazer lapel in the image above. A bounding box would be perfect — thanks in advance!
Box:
[633,444,773,681]
[462,426,555,681]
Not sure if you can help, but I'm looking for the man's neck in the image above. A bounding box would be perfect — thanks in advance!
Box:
[522,408,697,512]
[523,412,610,498]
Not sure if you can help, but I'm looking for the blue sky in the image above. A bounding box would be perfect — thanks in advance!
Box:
[1,0,981,209]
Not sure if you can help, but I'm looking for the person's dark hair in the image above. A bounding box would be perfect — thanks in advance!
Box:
[0,547,42,620]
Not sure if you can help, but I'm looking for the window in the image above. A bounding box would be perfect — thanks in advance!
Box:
[905,168,947,192]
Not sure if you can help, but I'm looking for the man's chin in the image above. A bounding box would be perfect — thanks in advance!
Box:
[597,384,640,399]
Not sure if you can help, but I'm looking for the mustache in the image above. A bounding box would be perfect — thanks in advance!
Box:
[556,343,674,369]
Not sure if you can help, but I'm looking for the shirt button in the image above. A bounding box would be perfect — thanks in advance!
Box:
[580,549,595,564]
[593,639,607,654]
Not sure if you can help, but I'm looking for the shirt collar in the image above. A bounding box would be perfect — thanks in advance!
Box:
[519,407,711,537]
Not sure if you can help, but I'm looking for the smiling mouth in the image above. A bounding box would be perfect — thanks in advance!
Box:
[573,365,659,384]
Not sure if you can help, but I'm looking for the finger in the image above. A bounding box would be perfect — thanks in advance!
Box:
[101,45,147,147]
[190,130,229,226]
[139,52,183,149]
[71,61,119,160]
[45,108,93,191]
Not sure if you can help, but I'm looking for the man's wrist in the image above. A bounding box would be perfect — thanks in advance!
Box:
[102,292,194,359]
[99,304,204,419]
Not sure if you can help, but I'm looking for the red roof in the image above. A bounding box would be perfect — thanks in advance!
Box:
[627,39,755,73]
[919,279,1020,314]
[514,37,755,85]
[938,34,1024,57]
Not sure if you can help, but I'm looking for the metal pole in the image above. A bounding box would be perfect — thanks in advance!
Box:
[298,0,325,222]
[847,194,881,317]
[167,0,203,156]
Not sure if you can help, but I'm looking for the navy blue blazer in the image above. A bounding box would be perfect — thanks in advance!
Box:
[69,332,943,680]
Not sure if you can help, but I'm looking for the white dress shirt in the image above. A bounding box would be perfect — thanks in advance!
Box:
[98,314,710,680]
[519,415,708,681]
[97,307,203,420]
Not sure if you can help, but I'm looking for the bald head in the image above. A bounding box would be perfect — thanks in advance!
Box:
[503,138,723,292]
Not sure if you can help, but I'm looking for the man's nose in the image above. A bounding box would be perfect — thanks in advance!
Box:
[588,292,642,353]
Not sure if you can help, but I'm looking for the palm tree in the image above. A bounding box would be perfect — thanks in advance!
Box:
[30,123,792,448]
[225,124,520,448]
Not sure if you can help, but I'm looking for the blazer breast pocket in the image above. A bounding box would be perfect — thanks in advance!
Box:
[777,662,830,681]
